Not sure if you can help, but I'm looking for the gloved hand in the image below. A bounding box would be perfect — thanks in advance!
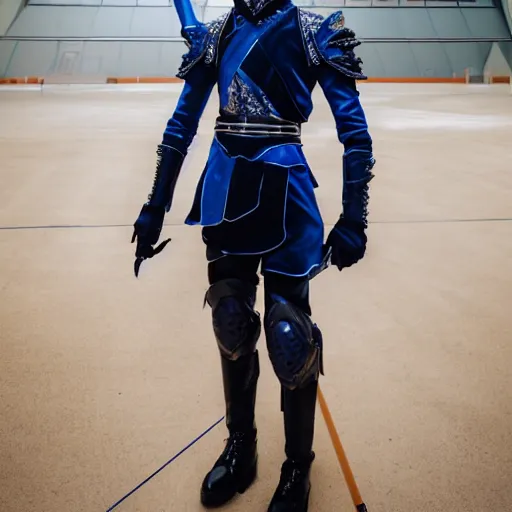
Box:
[326,216,367,271]
[131,203,171,277]
[130,144,184,277]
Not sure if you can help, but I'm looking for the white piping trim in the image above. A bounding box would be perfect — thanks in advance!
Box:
[223,170,265,223]
[216,171,290,256]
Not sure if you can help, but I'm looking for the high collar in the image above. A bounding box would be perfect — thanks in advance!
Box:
[233,0,293,23]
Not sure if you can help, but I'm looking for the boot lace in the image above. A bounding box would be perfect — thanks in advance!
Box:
[279,460,307,496]
[221,432,252,462]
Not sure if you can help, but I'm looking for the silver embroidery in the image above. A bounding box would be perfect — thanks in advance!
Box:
[205,11,230,65]
[223,72,278,118]
[298,9,324,66]
[176,11,231,78]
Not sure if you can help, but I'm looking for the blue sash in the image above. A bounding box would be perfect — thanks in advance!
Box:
[218,12,289,108]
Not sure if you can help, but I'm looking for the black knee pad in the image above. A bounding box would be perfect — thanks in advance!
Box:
[264,295,323,390]
[205,278,261,360]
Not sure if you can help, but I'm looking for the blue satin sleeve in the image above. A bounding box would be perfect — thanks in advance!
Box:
[317,68,372,154]
[162,65,217,154]
[317,67,375,227]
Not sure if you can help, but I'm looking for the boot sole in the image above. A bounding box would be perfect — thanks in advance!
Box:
[200,457,258,508]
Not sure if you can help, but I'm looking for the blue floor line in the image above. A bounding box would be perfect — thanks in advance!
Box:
[1,217,512,232]
[105,415,225,512]
[0,223,132,230]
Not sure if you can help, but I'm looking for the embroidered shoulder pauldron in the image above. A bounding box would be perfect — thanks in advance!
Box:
[176,11,232,79]
[298,9,366,80]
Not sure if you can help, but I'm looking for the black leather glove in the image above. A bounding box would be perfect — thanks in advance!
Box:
[326,150,375,271]
[326,216,367,271]
[131,144,184,277]
[131,203,171,277]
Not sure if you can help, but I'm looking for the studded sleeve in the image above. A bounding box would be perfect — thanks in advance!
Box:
[312,11,375,227]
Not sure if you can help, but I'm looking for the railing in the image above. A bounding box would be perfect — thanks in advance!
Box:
[1,36,509,78]
[25,0,496,7]
[2,35,511,40]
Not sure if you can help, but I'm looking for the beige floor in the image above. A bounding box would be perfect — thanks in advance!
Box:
[0,82,511,512]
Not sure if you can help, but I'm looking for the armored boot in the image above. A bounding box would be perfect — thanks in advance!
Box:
[268,378,318,512]
[200,351,260,507]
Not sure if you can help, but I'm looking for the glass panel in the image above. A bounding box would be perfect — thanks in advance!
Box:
[102,0,136,5]
[314,0,346,6]
[425,0,458,6]
[372,0,399,6]
[28,0,101,4]
[204,0,233,6]
[399,0,426,7]
[137,0,170,5]
[345,0,371,5]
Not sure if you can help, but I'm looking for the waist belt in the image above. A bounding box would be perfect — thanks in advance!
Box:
[215,118,301,137]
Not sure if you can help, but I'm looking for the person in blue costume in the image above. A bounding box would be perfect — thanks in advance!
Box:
[131,0,375,509]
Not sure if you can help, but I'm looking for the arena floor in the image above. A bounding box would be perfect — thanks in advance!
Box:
[1,82,511,512]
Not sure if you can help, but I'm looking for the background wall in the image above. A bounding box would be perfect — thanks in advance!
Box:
[0,0,25,35]
[0,0,511,79]
[507,0,512,28]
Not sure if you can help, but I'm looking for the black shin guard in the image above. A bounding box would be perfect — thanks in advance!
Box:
[282,378,318,462]
[205,277,262,435]
[221,350,260,434]
[268,375,318,512]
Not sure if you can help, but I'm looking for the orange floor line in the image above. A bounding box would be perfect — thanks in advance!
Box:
[1,76,509,85]
[317,384,367,511]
